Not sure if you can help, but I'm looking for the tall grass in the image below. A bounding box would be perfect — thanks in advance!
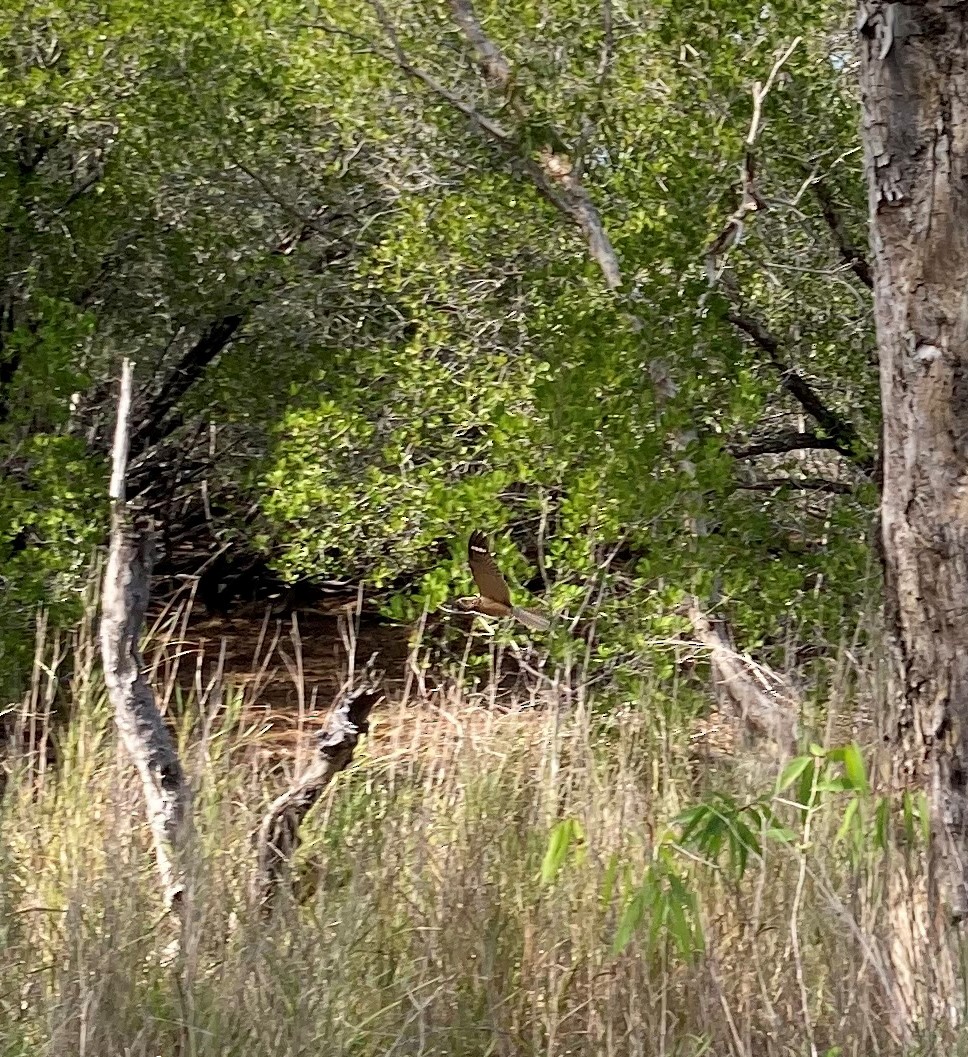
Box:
[0,604,960,1056]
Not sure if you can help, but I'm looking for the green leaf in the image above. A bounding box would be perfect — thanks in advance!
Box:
[541,817,579,885]
[613,881,650,954]
[835,796,860,845]
[830,742,870,794]
[777,755,813,793]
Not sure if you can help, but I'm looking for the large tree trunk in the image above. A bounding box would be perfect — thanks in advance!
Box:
[859,0,968,1029]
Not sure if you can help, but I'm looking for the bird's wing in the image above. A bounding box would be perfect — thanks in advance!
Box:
[512,607,552,632]
[468,530,512,607]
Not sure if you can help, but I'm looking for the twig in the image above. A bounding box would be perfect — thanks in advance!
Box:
[706,38,800,282]
[747,38,801,148]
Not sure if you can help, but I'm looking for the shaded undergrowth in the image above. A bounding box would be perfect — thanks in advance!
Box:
[0,605,959,1057]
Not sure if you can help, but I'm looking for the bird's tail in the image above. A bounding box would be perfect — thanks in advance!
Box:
[512,607,552,632]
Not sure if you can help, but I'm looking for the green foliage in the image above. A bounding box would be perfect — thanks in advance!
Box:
[675,792,790,881]
[540,816,585,884]
[0,0,879,677]
[613,845,705,960]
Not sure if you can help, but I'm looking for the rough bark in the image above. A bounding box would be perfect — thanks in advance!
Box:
[859,0,968,1029]
[251,673,383,912]
[100,359,190,910]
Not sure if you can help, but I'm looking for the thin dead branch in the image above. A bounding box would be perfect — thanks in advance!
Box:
[705,38,800,282]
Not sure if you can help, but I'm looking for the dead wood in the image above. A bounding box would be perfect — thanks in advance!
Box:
[100,358,191,911]
[686,599,799,758]
[251,667,384,912]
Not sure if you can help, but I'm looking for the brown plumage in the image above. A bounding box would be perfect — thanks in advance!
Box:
[453,530,552,632]
[468,530,512,607]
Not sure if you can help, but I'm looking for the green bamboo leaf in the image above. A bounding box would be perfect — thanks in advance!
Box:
[613,880,650,954]
[541,818,576,885]
[835,796,860,845]
[778,755,813,793]
[830,742,870,794]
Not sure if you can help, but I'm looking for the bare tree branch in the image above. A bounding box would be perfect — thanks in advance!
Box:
[445,0,622,288]
[134,313,246,452]
[251,666,384,912]
[724,307,871,468]
[730,431,847,459]
[363,0,622,289]
[810,176,873,290]
[449,0,511,86]
[733,476,854,495]
[705,39,800,282]
[100,358,191,913]
[131,219,343,455]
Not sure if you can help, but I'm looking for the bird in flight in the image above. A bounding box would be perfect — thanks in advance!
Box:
[452,530,551,631]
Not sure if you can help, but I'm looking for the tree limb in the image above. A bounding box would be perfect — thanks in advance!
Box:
[733,476,854,495]
[724,307,871,468]
[449,0,512,86]
[810,176,873,290]
[133,313,246,452]
[447,0,622,288]
[705,40,799,282]
[366,0,622,289]
[730,431,846,459]
[686,599,799,758]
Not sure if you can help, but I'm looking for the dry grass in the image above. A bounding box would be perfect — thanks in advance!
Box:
[0,605,963,1056]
